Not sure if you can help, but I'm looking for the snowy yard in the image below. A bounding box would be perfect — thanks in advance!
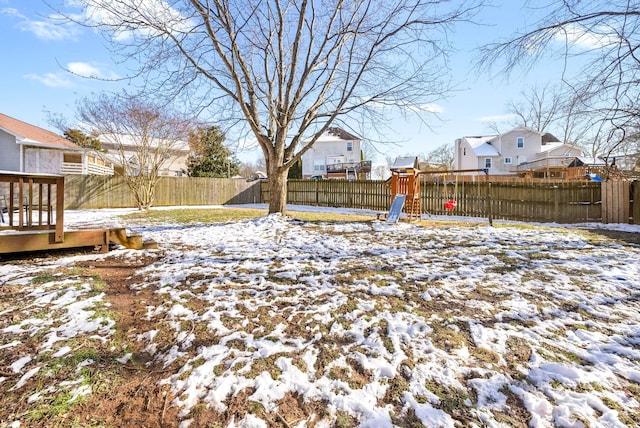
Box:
[1,206,640,427]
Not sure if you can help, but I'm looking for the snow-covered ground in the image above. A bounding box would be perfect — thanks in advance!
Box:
[1,206,640,427]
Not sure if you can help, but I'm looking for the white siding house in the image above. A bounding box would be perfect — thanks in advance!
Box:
[301,127,370,179]
[454,126,584,176]
[98,133,190,177]
[0,113,113,175]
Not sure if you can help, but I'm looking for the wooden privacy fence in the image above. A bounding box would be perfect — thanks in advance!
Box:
[282,179,390,211]
[61,176,636,224]
[601,181,631,224]
[64,176,261,209]
[262,179,638,224]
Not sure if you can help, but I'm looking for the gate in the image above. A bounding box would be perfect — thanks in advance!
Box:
[601,181,630,224]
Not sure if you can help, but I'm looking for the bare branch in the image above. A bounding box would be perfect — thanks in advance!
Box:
[66,0,484,212]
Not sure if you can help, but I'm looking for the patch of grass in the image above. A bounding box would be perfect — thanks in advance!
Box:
[600,396,621,411]
[377,320,395,354]
[391,407,426,428]
[248,400,266,418]
[472,346,500,364]
[550,379,564,389]
[24,391,85,422]
[430,322,468,351]
[249,354,284,380]
[425,381,470,415]
[327,358,372,390]
[177,368,192,381]
[575,382,601,393]
[31,273,56,285]
[334,410,358,428]
[89,308,117,325]
[187,403,206,419]
[121,207,267,224]
[624,382,640,398]
[314,345,341,374]
[384,375,410,403]
[539,342,591,365]
[191,357,206,368]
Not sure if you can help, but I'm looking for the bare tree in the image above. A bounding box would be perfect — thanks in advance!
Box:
[76,92,194,209]
[66,0,482,214]
[503,85,594,147]
[480,1,640,154]
[507,85,564,132]
[424,143,454,169]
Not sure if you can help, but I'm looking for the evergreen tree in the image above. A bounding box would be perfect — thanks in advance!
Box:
[287,159,302,179]
[64,128,104,151]
[187,126,240,178]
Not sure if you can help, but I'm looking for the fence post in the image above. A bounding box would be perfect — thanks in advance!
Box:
[633,181,640,225]
[553,185,559,222]
[487,181,493,226]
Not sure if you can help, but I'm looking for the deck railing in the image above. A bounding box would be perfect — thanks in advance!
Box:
[0,171,64,243]
[61,162,114,175]
[326,160,372,173]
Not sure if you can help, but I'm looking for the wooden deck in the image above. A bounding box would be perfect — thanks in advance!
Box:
[0,171,154,255]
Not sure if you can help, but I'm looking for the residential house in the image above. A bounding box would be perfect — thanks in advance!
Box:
[0,113,113,175]
[301,127,371,179]
[454,126,584,177]
[98,133,190,177]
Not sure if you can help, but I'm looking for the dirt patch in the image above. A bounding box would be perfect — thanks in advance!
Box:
[69,255,184,427]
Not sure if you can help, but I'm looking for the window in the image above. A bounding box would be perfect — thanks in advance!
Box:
[504,157,512,164]
[484,158,492,169]
[313,160,325,171]
[346,141,353,152]
[463,147,466,156]
[516,137,524,148]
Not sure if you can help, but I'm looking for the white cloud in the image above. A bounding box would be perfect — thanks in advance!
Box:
[67,62,119,79]
[554,23,620,50]
[25,73,74,88]
[80,0,192,41]
[1,8,81,41]
[409,103,445,114]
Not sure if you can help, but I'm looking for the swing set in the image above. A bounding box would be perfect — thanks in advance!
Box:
[420,169,489,214]
[386,161,488,221]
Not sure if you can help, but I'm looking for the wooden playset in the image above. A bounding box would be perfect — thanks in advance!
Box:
[385,158,488,222]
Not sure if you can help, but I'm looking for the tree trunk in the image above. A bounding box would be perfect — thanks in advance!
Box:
[268,168,289,214]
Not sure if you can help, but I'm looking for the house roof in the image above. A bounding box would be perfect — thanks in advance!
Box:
[538,141,565,153]
[0,113,79,150]
[390,156,419,171]
[542,133,560,143]
[314,127,361,143]
[98,133,190,152]
[495,126,545,138]
[464,136,500,157]
[538,142,584,156]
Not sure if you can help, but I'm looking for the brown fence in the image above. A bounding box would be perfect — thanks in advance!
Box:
[262,179,640,224]
[601,181,631,224]
[64,176,261,209]
[62,175,637,224]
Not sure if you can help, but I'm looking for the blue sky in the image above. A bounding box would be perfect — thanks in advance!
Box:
[0,1,580,163]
